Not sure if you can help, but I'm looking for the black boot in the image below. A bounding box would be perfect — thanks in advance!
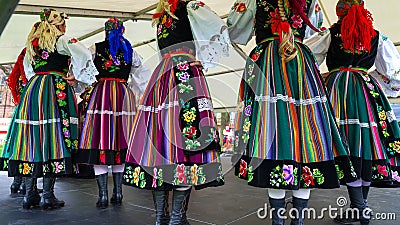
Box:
[110,173,123,205]
[22,178,40,209]
[334,186,370,225]
[169,188,191,225]
[153,190,170,225]
[269,197,285,225]
[19,177,26,195]
[96,173,108,209]
[50,178,65,207]
[10,176,22,194]
[40,177,61,210]
[290,197,308,225]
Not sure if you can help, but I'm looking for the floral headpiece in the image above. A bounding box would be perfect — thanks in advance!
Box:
[105,17,124,33]
[40,8,68,25]
[336,0,364,18]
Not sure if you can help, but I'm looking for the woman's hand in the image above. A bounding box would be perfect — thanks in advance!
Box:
[63,75,78,86]
[190,61,204,71]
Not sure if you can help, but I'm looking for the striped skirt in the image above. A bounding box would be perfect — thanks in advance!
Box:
[75,79,136,165]
[326,68,400,186]
[123,50,224,190]
[0,72,77,177]
[234,39,357,190]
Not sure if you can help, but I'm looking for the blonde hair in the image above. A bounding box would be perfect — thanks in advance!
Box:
[277,0,297,62]
[26,20,64,63]
[152,0,178,27]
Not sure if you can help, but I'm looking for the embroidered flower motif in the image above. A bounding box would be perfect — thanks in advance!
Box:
[68,38,78,44]
[53,161,64,173]
[64,130,70,138]
[291,15,303,29]
[178,72,190,82]
[183,110,196,123]
[152,168,158,188]
[302,166,315,187]
[236,3,247,13]
[244,105,252,116]
[184,126,197,139]
[243,120,251,132]
[63,119,69,127]
[377,165,389,177]
[388,141,400,154]
[283,164,294,185]
[190,1,205,11]
[185,139,201,150]
[177,61,189,71]
[133,167,141,186]
[41,51,49,60]
[23,163,32,175]
[165,17,173,28]
[105,60,113,68]
[176,164,187,184]
[392,170,400,182]
[56,82,66,90]
[239,159,248,177]
[57,91,66,100]
[190,164,199,185]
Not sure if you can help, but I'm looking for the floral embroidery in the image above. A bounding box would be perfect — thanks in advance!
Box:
[174,164,187,185]
[239,159,248,177]
[185,139,201,150]
[183,126,197,139]
[243,118,251,132]
[158,14,176,40]
[250,45,263,62]
[177,71,190,82]
[335,165,344,180]
[270,164,298,187]
[244,105,252,116]
[178,83,194,93]
[20,163,34,175]
[152,168,164,188]
[98,49,124,72]
[126,166,146,188]
[183,108,197,123]
[177,61,189,71]
[372,164,390,180]
[68,38,78,44]
[312,168,325,185]
[387,140,400,156]
[33,51,48,69]
[41,51,49,60]
[301,166,315,187]
[392,170,400,182]
[173,164,206,185]
[190,1,205,11]
[52,161,65,173]
[232,2,247,13]
[291,15,303,29]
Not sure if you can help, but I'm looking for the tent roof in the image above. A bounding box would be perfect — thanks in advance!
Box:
[0,0,399,110]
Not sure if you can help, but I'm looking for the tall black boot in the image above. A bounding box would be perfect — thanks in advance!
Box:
[19,177,26,195]
[10,176,22,194]
[110,173,123,205]
[50,178,65,207]
[334,186,370,225]
[290,197,309,225]
[269,197,285,225]
[40,177,60,210]
[96,173,108,209]
[153,190,170,225]
[22,178,40,209]
[169,188,191,225]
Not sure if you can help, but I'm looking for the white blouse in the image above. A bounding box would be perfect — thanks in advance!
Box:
[23,35,98,85]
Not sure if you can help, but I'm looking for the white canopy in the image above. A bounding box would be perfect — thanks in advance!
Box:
[0,0,399,111]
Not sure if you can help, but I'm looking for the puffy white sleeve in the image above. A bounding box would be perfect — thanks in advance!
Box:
[370,33,400,97]
[56,35,98,84]
[23,54,36,81]
[186,1,232,70]
[304,0,324,39]
[128,50,152,99]
[227,0,257,45]
[304,29,331,65]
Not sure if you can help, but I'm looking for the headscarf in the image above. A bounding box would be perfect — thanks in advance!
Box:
[336,0,376,53]
[105,17,133,64]
[26,8,68,63]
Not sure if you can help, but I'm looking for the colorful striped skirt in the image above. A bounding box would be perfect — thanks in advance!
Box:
[326,67,400,186]
[234,39,357,190]
[123,50,224,190]
[75,78,136,165]
[0,72,77,177]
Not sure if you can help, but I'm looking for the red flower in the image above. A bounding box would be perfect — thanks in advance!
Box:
[57,91,66,100]
[291,15,303,29]
[197,1,205,7]
[237,3,247,13]
[185,126,197,139]
[105,60,113,68]
[178,173,187,184]
[302,166,315,187]
[377,165,389,177]
[251,53,260,61]
[381,121,387,130]
[165,18,173,28]
[239,159,248,177]
[69,38,78,43]
[177,164,185,174]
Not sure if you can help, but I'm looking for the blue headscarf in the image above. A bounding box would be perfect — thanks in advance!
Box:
[105,17,133,64]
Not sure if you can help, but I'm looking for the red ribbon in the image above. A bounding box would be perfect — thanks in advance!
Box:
[270,19,290,42]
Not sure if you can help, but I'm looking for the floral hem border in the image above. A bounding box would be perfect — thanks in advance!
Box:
[8,158,74,178]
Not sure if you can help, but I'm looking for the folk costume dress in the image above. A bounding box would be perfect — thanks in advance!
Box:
[305,26,400,187]
[75,41,148,167]
[123,1,230,190]
[1,35,97,178]
[228,0,357,190]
